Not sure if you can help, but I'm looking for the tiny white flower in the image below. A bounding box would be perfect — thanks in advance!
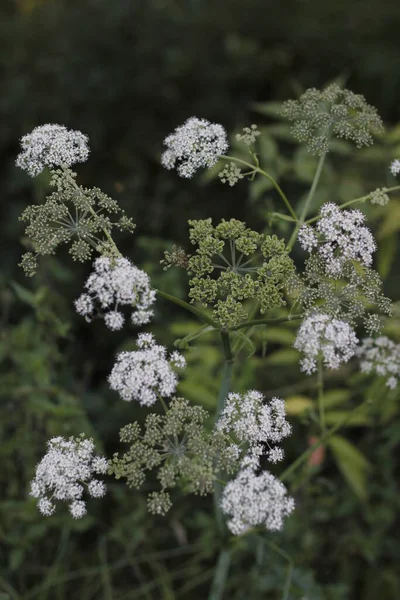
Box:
[16,124,89,177]
[299,203,376,277]
[75,256,156,330]
[221,466,295,535]
[30,435,107,518]
[108,334,185,406]
[217,391,291,466]
[70,500,87,519]
[390,159,400,177]
[294,312,359,374]
[161,117,228,178]
[356,336,400,389]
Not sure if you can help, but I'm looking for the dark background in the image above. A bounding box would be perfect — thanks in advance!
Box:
[1,1,400,598]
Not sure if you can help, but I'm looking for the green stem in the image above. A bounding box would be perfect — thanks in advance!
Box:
[213,333,234,536]
[317,358,325,432]
[287,151,327,250]
[280,398,371,482]
[219,155,297,221]
[156,289,218,328]
[305,184,400,225]
[63,168,122,257]
[208,548,232,600]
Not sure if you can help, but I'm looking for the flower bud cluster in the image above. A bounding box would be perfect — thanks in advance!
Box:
[75,256,156,330]
[356,336,400,389]
[161,117,228,178]
[108,333,186,405]
[217,391,291,464]
[110,397,239,516]
[281,84,383,155]
[30,435,108,518]
[16,124,89,177]
[186,218,294,328]
[299,203,376,278]
[294,312,359,374]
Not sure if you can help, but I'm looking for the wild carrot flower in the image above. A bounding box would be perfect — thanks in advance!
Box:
[75,256,156,329]
[221,462,295,535]
[294,312,358,374]
[16,124,89,177]
[30,435,107,518]
[216,391,291,464]
[390,159,400,177]
[108,333,186,405]
[356,336,400,389]
[161,117,228,178]
[298,203,376,278]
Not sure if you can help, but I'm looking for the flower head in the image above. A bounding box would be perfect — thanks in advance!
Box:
[16,124,89,177]
[282,84,383,155]
[221,465,295,535]
[75,256,156,330]
[356,336,400,389]
[161,117,228,178]
[30,435,107,518]
[294,312,358,374]
[299,203,376,278]
[217,391,291,464]
[390,159,400,177]
[108,333,186,405]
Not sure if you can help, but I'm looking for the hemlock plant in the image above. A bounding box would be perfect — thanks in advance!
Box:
[16,85,400,598]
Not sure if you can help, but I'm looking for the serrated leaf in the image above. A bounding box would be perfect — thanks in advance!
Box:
[329,435,371,500]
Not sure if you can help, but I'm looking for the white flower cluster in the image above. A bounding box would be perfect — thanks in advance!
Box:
[75,256,156,330]
[108,333,186,405]
[16,124,89,177]
[217,391,292,464]
[390,159,400,177]
[221,464,295,535]
[30,435,108,518]
[298,203,376,277]
[356,336,400,389]
[294,312,359,374]
[161,117,228,178]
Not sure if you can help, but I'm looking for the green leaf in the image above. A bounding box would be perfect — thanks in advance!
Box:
[323,389,351,408]
[329,435,371,500]
[265,348,299,365]
[377,234,397,279]
[285,395,314,415]
[10,281,36,307]
[252,101,284,118]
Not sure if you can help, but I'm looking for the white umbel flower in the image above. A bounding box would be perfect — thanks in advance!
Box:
[75,256,156,330]
[356,336,400,389]
[161,117,228,178]
[217,391,291,464]
[30,435,108,518]
[299,203,376,277]
[108,333,186,405]
[221,465,295,535]
[294,312,359,374]
[390,159,400,176]
[16,124,89,177]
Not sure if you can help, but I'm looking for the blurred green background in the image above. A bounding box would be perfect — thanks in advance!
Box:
[1,0,400,598]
